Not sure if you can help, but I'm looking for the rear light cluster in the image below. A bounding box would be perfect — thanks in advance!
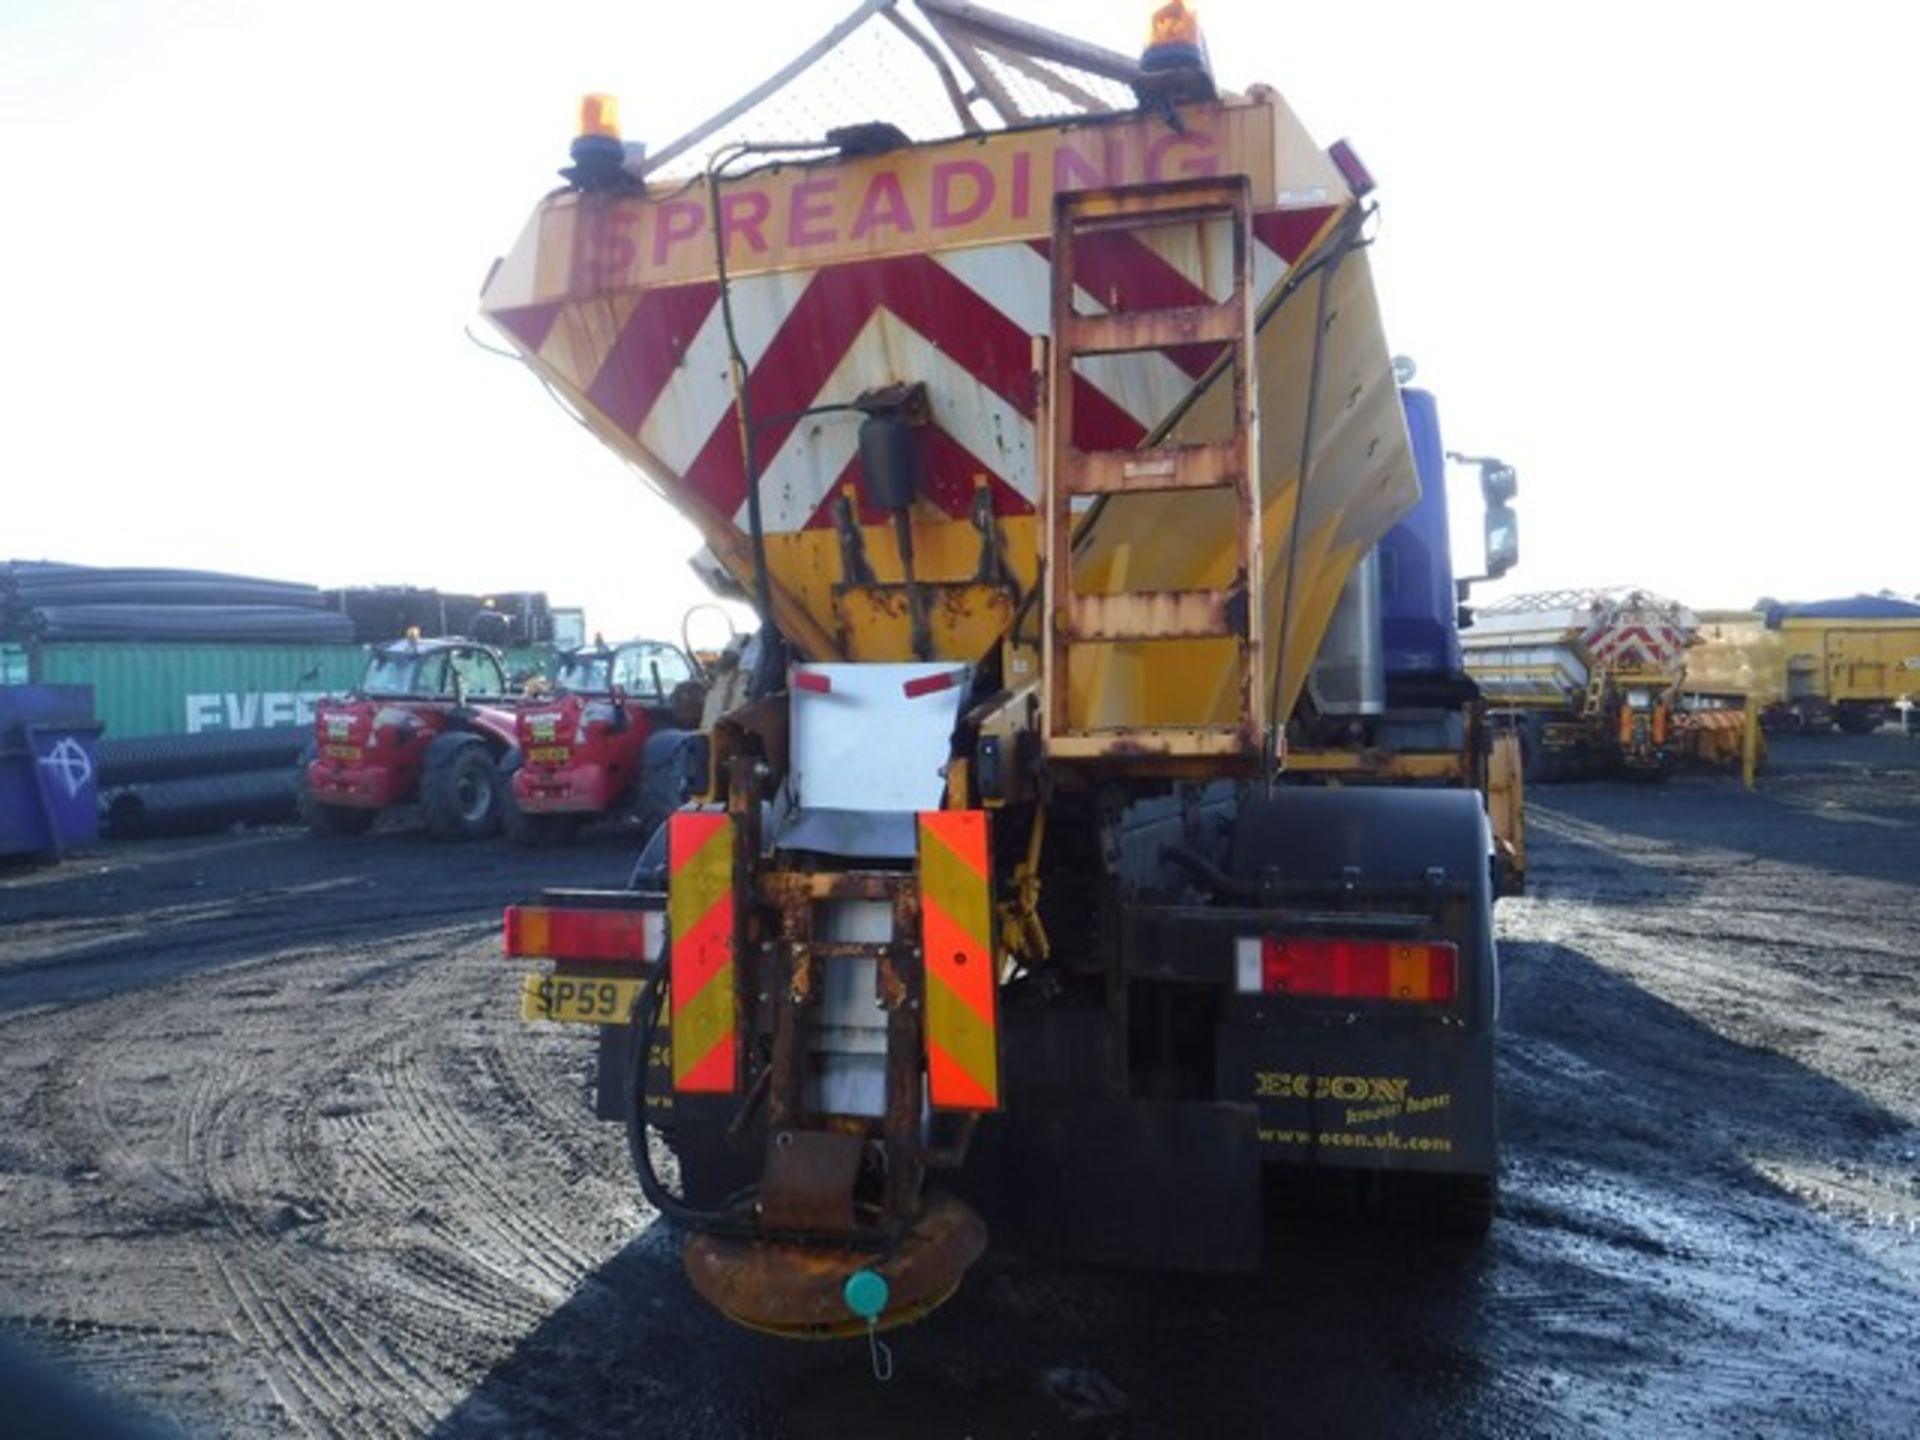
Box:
[1235,936,1457,1003]
[504,905,663,963]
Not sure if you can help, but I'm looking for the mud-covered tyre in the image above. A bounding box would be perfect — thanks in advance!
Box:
[498,752,582,846]
[506,806,581,848]
[1373,1171,1497,1238]
[1835,705,1882,736]
[296,742,377,837]
[1433,1172,1497,1237]
[1517,714,1551,785]
[420,735,501,841]
[300,796,377,837]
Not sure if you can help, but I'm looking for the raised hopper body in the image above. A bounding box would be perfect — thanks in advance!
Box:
[481,10,1415,734]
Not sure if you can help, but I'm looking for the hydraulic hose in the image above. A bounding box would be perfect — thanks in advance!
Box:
[623,952,758,1232]
[1162,842,1263,900]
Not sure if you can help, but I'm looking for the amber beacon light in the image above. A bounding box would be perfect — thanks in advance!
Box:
[1143,1,1205,67]
[564,91,633,192]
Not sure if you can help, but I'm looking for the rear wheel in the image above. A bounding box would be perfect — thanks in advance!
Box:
[506,806,581,847]
[1432,1172,1497,1237]
[301,797,377,837]
[420,735,501,841]
[1368,1171,1497,1237]
[296,742,376,837]
[1517,714,1554,784]
[1835,704,1882,735]
[500,752,582,846]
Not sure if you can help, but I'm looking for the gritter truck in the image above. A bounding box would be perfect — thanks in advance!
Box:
[485,0,1523,1338]
[1464,589,1765,779]
[1763,596,1920,733]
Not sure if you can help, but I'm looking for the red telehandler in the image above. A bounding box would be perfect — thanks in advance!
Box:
[299,636,519,840]
[502,638,705,845]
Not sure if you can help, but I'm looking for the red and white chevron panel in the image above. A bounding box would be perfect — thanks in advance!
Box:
[491,209,1335,537]
[1583,618,1692,670]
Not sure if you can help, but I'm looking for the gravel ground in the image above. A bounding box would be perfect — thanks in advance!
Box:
[1,734,1916,1438]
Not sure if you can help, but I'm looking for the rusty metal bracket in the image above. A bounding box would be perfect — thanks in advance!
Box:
[759,1127,865,1234]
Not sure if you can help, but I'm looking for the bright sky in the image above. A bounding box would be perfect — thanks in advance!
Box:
[3,0,1914,635]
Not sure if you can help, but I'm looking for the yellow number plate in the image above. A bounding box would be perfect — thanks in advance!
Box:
[324,744,362,761]
[528,745,571,765]
[520,972,645,1025]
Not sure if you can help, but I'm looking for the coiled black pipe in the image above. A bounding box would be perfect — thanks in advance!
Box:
[98,728,309,786]
[102,769,298,838]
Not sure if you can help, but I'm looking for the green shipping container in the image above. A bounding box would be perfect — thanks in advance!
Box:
[26,642,560,739]
[28,643,365,739]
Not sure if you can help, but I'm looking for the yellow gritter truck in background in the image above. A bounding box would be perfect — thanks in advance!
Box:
[1762,597,1920,733]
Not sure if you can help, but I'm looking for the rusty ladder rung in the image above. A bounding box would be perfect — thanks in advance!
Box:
[1067,588,1244,644]
[1065,439,1247,497]
[1060,302,1243,358]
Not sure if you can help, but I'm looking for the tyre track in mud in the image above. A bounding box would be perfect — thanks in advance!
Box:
[0,829,638,1437]
[167,933,620,1436]
[1490,740,1920,1435]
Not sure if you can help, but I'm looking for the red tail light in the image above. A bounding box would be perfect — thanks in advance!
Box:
[1235,936,1456,1003]
[505,905,663,963]
[792,670,832,694]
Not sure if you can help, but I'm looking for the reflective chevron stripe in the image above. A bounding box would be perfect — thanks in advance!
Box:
[668,812,737,1094]
[918,810,999,1111]
[500,210,1333,540]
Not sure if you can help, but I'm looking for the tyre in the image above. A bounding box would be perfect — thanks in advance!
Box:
[1516,714,1552,785]
[506,805,581,847]
[1433,1172,1497,1237]
[1370,1170,1497,1237]
[420,734,502,841]
[301,795,377,837]
[499,750,582,846]
[1835,705,1882,735]
[296,742,376,837]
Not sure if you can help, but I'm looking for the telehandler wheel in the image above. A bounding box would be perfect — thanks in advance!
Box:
[506,806,581,848]
[498,753,580,846]
[300,796,377,837]
[295,743,376,836]
[421,735,502,841]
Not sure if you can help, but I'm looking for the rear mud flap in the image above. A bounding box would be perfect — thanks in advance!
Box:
[1217,1022,1496,1178]
[958,1099,1261,1271]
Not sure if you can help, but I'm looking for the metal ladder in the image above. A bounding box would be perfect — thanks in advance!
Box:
[1039,177,1264,766]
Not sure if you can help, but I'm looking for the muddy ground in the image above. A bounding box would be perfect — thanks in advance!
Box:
[1,734,1917,1438]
